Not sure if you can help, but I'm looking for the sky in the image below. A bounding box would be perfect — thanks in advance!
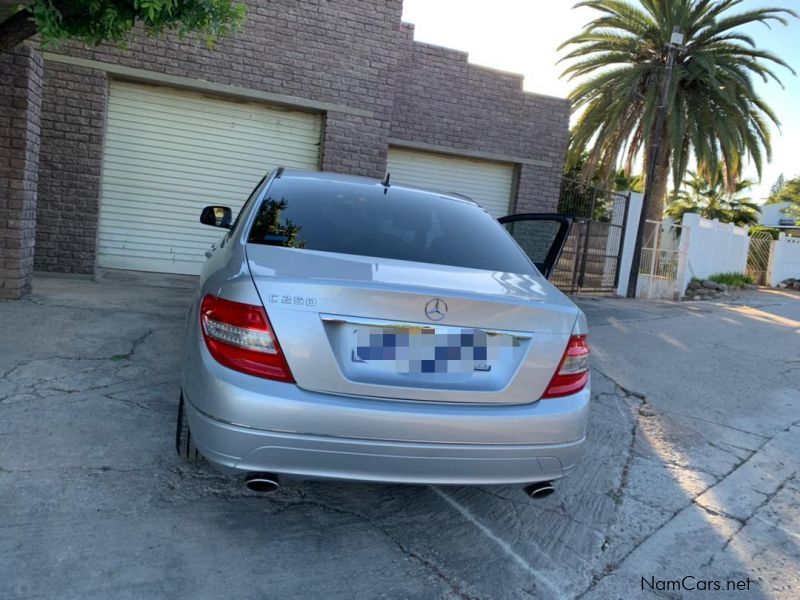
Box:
[401,0,800,203]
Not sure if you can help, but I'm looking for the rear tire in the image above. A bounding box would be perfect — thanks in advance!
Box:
[176,393,203,464]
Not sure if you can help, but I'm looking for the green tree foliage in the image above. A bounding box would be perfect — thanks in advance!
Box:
[613,169,644,193]
[564,151,644,192]
[560,0,797,223]
[784,204,800,224]
[749,225,781,240]
[0,0,245,52]
[768,173,786,199]
[766,175,800,204]
[766,175,800,224]
[666,169,761,226]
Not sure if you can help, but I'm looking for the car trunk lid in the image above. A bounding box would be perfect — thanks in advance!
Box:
[247,245,577,404]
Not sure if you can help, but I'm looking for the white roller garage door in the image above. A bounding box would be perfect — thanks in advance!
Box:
[386,148,515,218]
[97,81,322,275]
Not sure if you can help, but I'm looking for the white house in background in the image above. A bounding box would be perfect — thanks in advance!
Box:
[758,202,800,235]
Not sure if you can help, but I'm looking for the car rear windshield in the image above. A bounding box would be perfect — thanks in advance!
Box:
[246,176,536,275]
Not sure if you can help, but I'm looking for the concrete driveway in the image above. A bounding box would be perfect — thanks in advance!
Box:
[1,274,798,599]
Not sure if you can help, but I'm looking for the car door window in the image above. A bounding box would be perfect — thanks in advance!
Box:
[499,214,572,279]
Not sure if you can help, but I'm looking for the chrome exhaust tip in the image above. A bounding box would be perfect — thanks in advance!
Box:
[524,481,555,499]
[244,473,280,493]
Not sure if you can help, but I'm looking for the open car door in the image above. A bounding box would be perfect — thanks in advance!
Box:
[498,213,572,280]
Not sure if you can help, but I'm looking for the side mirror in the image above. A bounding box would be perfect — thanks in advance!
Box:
[200,206,233,229]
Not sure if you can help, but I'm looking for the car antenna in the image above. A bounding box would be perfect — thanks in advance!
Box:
[381,172,391,194]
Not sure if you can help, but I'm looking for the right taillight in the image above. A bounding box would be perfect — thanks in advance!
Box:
[541,334,589,398]
[200,294,295,382]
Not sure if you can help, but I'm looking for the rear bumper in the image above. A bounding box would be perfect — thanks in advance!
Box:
[185,397,584,485]
[183,322,591,485]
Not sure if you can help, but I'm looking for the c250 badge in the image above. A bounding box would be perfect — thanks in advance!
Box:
[268,294,317,307]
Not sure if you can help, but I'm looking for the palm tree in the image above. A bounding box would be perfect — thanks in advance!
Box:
[666,170,761,226]
[561,0,796,223]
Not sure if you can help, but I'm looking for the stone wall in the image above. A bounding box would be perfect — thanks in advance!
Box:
[0,45,42,298]
[36,62,108,274]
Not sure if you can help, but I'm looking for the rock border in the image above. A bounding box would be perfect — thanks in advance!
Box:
[684,279,757,301]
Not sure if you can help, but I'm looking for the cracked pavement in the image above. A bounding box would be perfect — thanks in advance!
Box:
[1,275,798,599]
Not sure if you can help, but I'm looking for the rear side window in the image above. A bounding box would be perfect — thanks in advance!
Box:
[247,177,536,275]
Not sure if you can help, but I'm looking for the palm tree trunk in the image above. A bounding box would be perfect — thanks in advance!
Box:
[643,136,671,224]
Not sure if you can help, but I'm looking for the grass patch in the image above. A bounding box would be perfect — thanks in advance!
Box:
[707,272,754,287]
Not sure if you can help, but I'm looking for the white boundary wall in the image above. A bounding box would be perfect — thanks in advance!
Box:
[676,213,750,295]
[767,234,800,286]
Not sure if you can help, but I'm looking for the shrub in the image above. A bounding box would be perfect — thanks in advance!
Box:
[708,272,754,287]
[749,225,781,240]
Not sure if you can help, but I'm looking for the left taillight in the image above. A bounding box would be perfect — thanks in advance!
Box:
[199,294,295,382]
[541,333,589,399]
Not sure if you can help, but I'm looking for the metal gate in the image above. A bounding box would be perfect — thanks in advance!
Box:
[550,178,630,295]
[637,219,684,300]
[746,230,774,286]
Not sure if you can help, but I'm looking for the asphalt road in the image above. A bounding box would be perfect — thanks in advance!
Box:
[1,273,798,599]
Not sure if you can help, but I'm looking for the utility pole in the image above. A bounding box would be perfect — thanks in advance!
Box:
[626,27,684,298]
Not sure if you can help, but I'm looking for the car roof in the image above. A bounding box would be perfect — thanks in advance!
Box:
[275,168,481,208]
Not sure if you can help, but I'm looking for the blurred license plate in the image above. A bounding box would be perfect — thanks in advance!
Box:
[351,326,514,374]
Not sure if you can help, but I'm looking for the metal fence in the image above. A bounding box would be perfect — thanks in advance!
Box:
[551,178,630,295]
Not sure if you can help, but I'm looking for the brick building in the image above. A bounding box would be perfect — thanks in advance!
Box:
[1,0,569,297]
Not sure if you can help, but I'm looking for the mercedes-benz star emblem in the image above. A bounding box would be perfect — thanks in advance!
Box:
[425,298,447,321]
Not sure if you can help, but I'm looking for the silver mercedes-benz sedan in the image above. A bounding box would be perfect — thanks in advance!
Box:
[177,168,589,496]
